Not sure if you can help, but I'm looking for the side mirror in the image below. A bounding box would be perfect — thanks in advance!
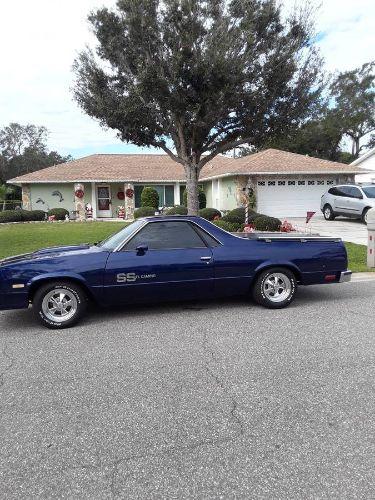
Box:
[136,244,148,255]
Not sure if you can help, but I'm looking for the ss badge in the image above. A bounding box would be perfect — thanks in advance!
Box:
[117,272,137,283]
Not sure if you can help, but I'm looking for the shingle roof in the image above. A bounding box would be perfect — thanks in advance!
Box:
[8,149,365,184]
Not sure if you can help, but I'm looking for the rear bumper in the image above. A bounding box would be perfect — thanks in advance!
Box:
[339,270,352,283]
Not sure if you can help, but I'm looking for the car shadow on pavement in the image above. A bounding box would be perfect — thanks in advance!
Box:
[0,282,365,336]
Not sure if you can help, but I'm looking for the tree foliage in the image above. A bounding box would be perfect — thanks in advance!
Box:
[141,186,159,209]
[73,0,324,213]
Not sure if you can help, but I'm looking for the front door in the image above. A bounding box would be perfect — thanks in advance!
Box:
[97,185,112,217]
[104,220,214,304]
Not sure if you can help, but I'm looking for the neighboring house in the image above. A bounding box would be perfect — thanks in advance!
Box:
[8,149,366,219]
[353,148,375,184]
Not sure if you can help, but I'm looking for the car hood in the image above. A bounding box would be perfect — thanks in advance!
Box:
[0,244,100,267]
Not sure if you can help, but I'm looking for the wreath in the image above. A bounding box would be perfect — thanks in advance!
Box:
[75,189,84,199]
[125,188,134,199]
[117,191,125,200]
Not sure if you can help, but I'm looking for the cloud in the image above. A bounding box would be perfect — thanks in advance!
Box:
[0,0,374,157]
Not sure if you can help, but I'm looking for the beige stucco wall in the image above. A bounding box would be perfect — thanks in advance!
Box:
[29,184,75,212]
[203,181,213,207]
[219,177,238,211]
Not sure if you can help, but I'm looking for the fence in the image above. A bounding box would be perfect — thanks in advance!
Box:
[0,200,23,211]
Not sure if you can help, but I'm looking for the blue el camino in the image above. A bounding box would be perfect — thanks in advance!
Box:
[0,216,351,328]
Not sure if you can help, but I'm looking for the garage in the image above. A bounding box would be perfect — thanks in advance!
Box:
[256,177,336,218]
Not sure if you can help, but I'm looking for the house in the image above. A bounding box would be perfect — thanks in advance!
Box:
[352,148,375,184]
[8,149,365,219]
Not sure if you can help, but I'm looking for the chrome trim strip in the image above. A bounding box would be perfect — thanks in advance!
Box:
[339,270,352,283]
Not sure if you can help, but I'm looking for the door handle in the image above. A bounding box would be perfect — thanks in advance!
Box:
[200,256,212,262]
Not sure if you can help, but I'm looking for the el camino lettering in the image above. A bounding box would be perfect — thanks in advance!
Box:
[116,272,156,283]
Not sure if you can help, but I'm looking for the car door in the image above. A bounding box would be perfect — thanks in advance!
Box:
[333,186,352,214]
[346,186,364,215]
[104,220,214,304]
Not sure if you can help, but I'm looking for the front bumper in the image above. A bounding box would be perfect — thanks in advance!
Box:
[339,270,352,283]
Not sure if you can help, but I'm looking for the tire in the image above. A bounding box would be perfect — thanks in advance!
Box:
[323,204,335,221]
[252,267,297,309]
[362,208,370,224]
[33,281,87,329]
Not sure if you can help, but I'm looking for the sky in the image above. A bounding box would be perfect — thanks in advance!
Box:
[0,0,374,159]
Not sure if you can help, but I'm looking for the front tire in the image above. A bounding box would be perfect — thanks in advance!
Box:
[362,208,369,224]
[252,268,297,309]
[33,281,87,329]
[323,204,335,221]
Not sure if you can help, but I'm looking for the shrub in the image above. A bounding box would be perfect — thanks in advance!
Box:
[22,210,46,221]
[134,206,156,218]
[222,206,258,225]
[0,210,24,223]
[47,208,69,220]
[141,187,159,209]
[0,209,47,223]
[165,205,188,215]
[253,215,281,232]
[182,188,206,209]
[212,219,240,232]
[198,207,221,221]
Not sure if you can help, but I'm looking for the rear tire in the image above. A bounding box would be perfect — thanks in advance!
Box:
[323,204,335,221]
[252,267,297,309]
[33,281,87,329]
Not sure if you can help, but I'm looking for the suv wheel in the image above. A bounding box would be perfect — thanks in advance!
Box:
[323,204,335,221]
[33,281,87,329]
[252,267,297,309]
[362,208,370,224]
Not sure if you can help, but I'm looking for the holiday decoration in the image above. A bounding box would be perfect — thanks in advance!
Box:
[125,188,134,199]
[117,190,125,200]
[85,203,93,219]
[75,188,84,199]
[117,206,125,219]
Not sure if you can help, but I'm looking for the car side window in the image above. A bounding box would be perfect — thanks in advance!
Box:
[337,186,351,197]
[192,224,221,247]
[348,187,362,199]
[123,221,207,251]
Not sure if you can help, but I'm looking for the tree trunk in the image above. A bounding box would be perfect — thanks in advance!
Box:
[185,162,200,215]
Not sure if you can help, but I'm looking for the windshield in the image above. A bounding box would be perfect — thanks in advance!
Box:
[97,219,145,250]
[362,186,375,199]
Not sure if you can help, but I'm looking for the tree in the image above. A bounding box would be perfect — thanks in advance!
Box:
[330,61,375,157]
[0,123,72,182]
[73,0,324,214]
[141,186,159,208]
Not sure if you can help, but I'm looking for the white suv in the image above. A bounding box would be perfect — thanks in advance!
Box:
[320,184,375,223]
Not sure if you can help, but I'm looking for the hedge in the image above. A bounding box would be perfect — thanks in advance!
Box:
[0,209,46,223]
[165,205,188,215]
[222,207,258,225]
[182,188,206,209]
[198,207,221,221]
[212,219,240,232]
[134,206,156,218]
[253,215,281,232]
[47,208,69,220]
[141,187,159,209]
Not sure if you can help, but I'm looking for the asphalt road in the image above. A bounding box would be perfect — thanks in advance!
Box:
[1,282,375,499]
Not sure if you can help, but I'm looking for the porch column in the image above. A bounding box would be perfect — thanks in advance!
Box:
[91,182,97,219]
[21,184,31,210]
[74,183,85,221]
[124,182,135,220]
[174,183,180,206]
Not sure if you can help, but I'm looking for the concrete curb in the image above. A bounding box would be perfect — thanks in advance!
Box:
[351,272,375,282]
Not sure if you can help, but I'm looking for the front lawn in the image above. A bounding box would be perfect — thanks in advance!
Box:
[0,222,372,274]
[0,221,129,259]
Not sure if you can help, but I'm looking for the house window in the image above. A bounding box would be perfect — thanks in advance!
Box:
[134,185,175,208]
[278,181,285,186]
[258,181,265,186]
[327,180,334,185]
[268,181,275,186]
[298,180,305,186]
[317,180,324,185]
[308,180,315,185]
[288,180,295,186]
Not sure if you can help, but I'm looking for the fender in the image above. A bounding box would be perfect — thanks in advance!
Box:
[252,260,302,282]
[27,272,102,302]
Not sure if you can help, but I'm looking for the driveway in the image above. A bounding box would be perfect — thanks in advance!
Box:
[1,282,375,499]
[288,215,368,245]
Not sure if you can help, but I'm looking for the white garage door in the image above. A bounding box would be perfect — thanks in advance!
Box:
[256,178,334,218]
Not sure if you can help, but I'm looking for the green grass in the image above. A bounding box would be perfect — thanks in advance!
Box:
[344,242,373,273]
[0,223,372,274]
[0,221,129,259]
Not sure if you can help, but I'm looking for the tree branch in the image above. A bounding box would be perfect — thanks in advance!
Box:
[153,141,185,166]
[198,138,253,168]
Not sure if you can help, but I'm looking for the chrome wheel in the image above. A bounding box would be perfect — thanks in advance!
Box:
[324,207,331,219]
[41,288,78,323]
[262,273,292,303]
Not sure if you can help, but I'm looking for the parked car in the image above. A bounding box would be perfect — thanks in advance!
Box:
[321,184,375,223]
[0,216,351,328]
